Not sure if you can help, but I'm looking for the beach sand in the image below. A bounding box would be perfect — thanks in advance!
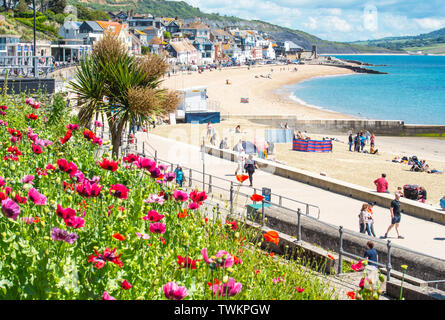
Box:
[153,64,445,206]
[162,64,355,119]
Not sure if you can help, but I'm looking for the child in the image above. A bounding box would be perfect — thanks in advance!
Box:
[174,165,184,188]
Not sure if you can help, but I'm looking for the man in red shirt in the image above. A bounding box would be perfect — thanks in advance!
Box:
[374,173,389,193]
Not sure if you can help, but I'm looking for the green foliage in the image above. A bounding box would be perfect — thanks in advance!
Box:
[47,92,70,127]
[163,31,171,39]
[74,4,110,21]
[16,0,29,14]
[54,13,67,24]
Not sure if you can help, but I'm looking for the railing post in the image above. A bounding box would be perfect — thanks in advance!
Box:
[230,181,234,214]
[254,188,257,195]
[208,175,212,194]
[338,226,344,275]
[279,195,282,207]
[387,240,392,282]
[261,200,265,226]
[154,150,157,163]
[142,141,145,155]
[170,163,174,172]
[297,208,302,242]
[189,169,192,187]
[306,203,310,216]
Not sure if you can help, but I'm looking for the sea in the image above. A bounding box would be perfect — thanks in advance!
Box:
[287,55,445,125]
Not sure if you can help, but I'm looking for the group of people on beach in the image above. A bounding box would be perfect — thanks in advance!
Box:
[348,129,377,154]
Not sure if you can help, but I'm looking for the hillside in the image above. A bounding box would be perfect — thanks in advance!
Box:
[69,0,394,54]
[353,27,445,54]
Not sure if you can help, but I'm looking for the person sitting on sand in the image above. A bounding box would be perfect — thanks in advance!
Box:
[374,173,389,193]
[418,186,427,203]
[296,131,304,140]
[427,168,443,174]
[396,187,404,198]
[440,196,445,211]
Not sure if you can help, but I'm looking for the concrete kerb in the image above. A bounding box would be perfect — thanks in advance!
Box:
[203,145,445,224]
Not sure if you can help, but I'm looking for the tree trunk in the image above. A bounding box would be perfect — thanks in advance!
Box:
[110,114,128,159]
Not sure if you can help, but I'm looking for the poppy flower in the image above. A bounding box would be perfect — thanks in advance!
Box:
[26,113,38,120]
[188,202,198,210]
[88,248,123,269]
[211,278,242,297]
[234,256,242,265]
[135,157,156,170]
[14,194,27,204]
[347,291,356,299]
[113,233,126,241]
[177,255,200,269]
[264,231,280,245]
[109,184,129,199]
[250,194,264,202]
[296,287,305,293]
[351,261,365,272]
[225,220,238,230]
[99,158,119,172]
[102,292,116,300]
[32,144,43,154]
[142,210,164,222]
[66,123,79,131]
[60,130,72,144]
[92,136,102,145]
[56,205,76,220]
[328,254,335,261]
[201,248,234,268]
[51,227,78,244]
[149,222,166,234]
[121,280,132,290]
[1,198,21,220]
[28,188,47,205]
[190,190,207,203]
[64,215,85,229]
[123,154,138,163]
[177,209,188,218]
[163,282,188,300]
[83,130,95,141]
[173,189,188,202]
[76,180,102,198]
[236,174,249,183]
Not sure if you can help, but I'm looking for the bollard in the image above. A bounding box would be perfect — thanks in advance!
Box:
[230,181,234,214]
[189,169,192,187]
[338,226,344,275]
[387,240,392,282]
[208,175,212,193]
[297,208,302,242]
[261,200,265,226]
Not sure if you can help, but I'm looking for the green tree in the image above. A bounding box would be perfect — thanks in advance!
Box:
[69,34,179,158]
[16,0,28,14]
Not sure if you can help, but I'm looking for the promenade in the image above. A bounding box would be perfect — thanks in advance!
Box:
[136,132,445,260]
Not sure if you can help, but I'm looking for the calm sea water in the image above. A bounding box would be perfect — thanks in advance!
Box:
[288,55,445,125]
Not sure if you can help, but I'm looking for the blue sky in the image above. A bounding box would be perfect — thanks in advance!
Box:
[177,0,445,41]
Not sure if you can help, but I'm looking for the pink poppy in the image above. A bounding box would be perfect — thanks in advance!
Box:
[351,260,365,272]
[109,184,129,199]
[211,278,242,297]
[149,222,166,234]
[1,198,20,220]
[28,188,47,205]
[102,292,116,300]
[173,189,188,202]
[163,282,188,300]
[201,248,234,268]
[142,210,164,222]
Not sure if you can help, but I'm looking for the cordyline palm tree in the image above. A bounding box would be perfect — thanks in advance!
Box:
[69,33,179,158]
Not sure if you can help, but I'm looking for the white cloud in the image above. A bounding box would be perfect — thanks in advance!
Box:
[413,18,445,31]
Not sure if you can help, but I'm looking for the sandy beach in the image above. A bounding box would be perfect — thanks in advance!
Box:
[154,64,445,206]
[162,64,356,119]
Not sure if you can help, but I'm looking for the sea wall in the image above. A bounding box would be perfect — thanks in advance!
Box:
[204,145,445,224]
[226,115,445,136]
[0,77,55,94]
[251,204,445,291]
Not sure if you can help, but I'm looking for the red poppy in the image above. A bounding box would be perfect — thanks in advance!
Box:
[351,261,365,272]
[328,254,335,261]
[83,130,95,141]
[225,220,238,230]
[99,158,119,172]
[7,146,22,156]
[160,238,166,245]
[109,184,129,199]
[26,113,38,120]
[177,209,188,218]
[347,291,356,299]
[236,174,249,183]
[264,231,280,245]
[177,255,200,269]
[113,233,126,241]
[201,217,208,224]
[296,287,305,293]
[250,194,264,202]
[190,190,207,203]
[60,129,72,144]
[255,270,260,275]
[234,256,242,265]
[121,280,132,290]
[88,248,123,269]
[32,144,43,154]
[208,278,220,287]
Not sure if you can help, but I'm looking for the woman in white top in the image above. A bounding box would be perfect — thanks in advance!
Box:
[358,203,372,236]
[235,148,246,175]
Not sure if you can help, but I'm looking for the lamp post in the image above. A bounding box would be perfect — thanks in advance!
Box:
[32,0,38,77]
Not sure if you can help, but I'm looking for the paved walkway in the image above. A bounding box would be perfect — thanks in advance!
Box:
[136,132,445,260]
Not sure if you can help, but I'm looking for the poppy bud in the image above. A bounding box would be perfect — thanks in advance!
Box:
[223,275,229,283]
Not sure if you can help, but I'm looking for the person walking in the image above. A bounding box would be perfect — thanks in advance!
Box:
[358,203,372,236]
[370,133,375,148]
[235,148,246,175]
[245,154,258,187]
[206,121,213,138]
[366,202,377,237]
[374,173,389,193]
[354,133,360,152]
[348,133,353,152]
[360,133,366,152]
[174,165,185,188]
[383,193,404,239]
[364,241,378,267]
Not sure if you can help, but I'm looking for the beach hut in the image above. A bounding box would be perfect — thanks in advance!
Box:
[233,141,258,154]
[176,86,220,124]
[292,139,332,152]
